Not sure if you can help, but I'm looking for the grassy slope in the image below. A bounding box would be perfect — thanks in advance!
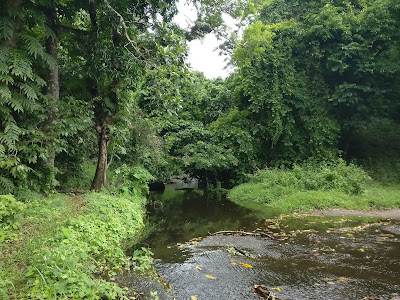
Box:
[0,192,146,299]
[228,165,400,213]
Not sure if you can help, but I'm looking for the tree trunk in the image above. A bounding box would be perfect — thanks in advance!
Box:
[91,121,110,192]
[37,7,59,168]
[44,27,59,166]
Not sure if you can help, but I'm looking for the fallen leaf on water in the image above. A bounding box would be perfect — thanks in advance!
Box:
[327,282,335,285]
[272,287,284,292]
[206,274,216,279]
[359,248,365,252]
[229,261,237,265]
[190,296,197,300]
[314,283,320,286]
[196,266,202,271]
[347,233,355,238]
[238,263,253,268]
[338,277,350,281]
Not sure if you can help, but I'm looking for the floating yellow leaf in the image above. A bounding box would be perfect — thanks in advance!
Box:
[314,283,320,286]
[190,296,197,300]
[206,274,216,279]
[229,261,237,265]
[238,263,253,268]
[327,282,335,285]
[338,277,350,281]
[347,233,355,238]
[272,287,284,292]
[167,246,171,248]
[196,265,202,271]
[359,248,365,252]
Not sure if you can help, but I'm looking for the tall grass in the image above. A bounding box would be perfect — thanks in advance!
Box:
[228,159,400,212]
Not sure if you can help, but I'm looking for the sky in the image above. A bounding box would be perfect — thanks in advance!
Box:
[173,1,235,79]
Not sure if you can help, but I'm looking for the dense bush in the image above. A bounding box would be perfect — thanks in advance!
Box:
[252,159,370,195]
[23,192,146,299]
[228,159,374,211]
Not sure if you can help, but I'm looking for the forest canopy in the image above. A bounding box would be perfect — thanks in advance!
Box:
[0,0,399,194]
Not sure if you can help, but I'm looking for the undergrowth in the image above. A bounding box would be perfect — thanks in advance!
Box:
[229,159,400,212]
[0,191,148,299]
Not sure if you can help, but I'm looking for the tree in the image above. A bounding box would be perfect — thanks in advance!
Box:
[0,0,56,194]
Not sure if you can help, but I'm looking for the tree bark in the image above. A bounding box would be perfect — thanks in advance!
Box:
[91,120,110,192]
[44,18,59,166]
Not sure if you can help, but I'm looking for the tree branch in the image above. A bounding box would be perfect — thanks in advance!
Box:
[55,24,91,35]
[103,0,144,58]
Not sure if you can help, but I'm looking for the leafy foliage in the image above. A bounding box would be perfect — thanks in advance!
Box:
[19,194,148,299]
[228,159,384,212]
[0,194,25,241]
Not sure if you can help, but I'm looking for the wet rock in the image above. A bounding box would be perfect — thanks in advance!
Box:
[252,285,284,300]
[381,225,400,236]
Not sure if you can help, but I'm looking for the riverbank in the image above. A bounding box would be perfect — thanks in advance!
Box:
[228,163,400,213]
[314,208,400,220]
[229,181,400,213]
[0,192,147,299]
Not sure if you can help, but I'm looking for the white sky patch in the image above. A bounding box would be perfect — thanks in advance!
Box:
[174,1,235,79]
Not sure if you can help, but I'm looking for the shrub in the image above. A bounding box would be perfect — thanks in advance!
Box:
[23,192,147,299]
[252,159,370,195]
[0,195,25,241]
[229,159,372,208]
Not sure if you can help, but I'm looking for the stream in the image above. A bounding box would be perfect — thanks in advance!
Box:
[116,186,400,300]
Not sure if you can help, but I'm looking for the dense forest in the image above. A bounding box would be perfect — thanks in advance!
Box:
[1,0,400,298]
[1,0,399,195]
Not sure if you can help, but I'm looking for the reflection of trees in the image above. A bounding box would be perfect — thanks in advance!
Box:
[146,190,258,246]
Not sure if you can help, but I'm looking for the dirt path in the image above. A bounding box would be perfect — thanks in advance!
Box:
[314,208,400,219]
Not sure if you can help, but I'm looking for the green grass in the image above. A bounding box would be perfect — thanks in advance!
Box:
[0,191,147,299]
[228,161,400,213]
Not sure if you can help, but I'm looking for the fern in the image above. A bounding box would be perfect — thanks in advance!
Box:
[0,61,8,75]
[10,50,33,80]
[44,25,56,41]
[19,83,38,101]
[19,33,45,59]
[0,133,15,149]
[0,175,14,194]
[0,106,13,122]
[12,92,38,112]
[0,74,14,84]
[6,96,24,113]
[0,17,14,41]
[0,83,12,101]
[0,122,20,150]
[0,45,10,65]
[42,52,56,69]
[4,122,21,138]
[31,73,46,87]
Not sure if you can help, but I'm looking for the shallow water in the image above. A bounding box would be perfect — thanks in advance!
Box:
[117,188,400,300]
